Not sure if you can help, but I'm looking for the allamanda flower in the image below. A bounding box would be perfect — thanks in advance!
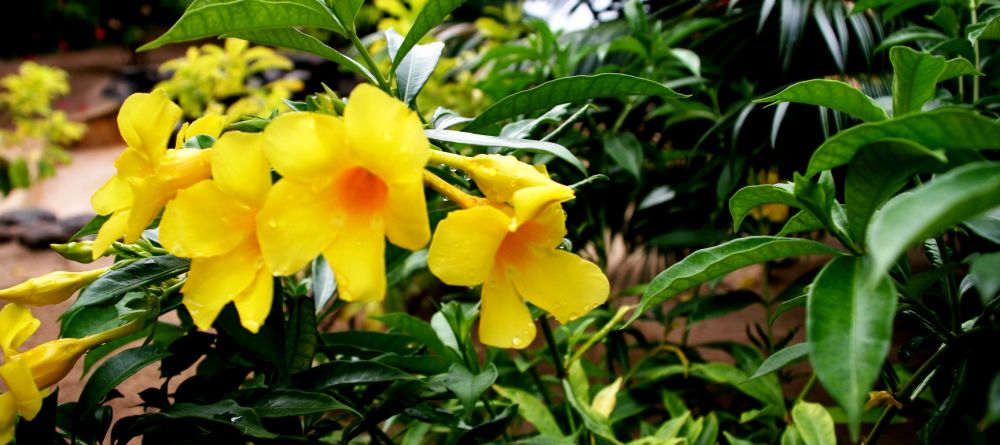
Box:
[159,131,274,332]
[428,199,609,349]
[0,304,139,444]
[0,267,108,306]
[90,90,224,259]
[257,84,430,302]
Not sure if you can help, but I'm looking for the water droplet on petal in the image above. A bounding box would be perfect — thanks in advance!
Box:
[511,337,523,347]
[267,219,278,228]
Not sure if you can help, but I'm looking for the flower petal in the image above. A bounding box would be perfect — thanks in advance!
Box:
[181,240,262,331]
[257,179,338,275]
[512,184,574,228]
[117,90,181,164]
[428,206,509,286]
[509,250,609,324]
[262,112,344,185]
[0,304,40,357]
[232,266,274,333]
[344,84,429,182]
[92,210,129,259]
[0,360,42,420]
[383,175,430,251]
[0,392,16,444]
[186,113,226,140]
[123,177,171,243]
[479,269,536,349]
[323,215,386,302]
[212,132,271,208]
[91,175,132,215]
[160,180,254,258]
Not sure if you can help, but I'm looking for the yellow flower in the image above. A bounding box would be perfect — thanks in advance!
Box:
[591,377,623,418]
[428,201,608,349]
[257,84,431,302]
[90,90,220,259]
[0,268,108,306]
[429,151,574,228]
[0,304,140,443]
[159,131,274,332]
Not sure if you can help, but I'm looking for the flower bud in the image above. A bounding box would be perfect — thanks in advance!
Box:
[50,241,97,263]
[0,268,108,306]
[7,338,89,389]
[590,377,623,419]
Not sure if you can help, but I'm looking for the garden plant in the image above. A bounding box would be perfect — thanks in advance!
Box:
[0,0,999,444]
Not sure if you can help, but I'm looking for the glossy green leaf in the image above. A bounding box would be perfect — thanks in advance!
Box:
[138,0,345,51]
[844,140,945,245]
[604,133,643,181]
[970,251,1000,303]
[984,371,1000,428]
[938,57,983,82]
[464,73,687,131]
[807,256,896,439]
[791,402,836,445]
[729,183,800,231]
[890,46,946,117]
[75,346,171,420]
[70,214,110,241]
[254,389,357,417]
[561,379,618,443]
[966,206,1000,244]
[806,109,1000,177]
[748,343,809,380]
[493,385,564,437]
[754,80,888,122]
[875,26,948,53]
[329,0,363,32]
[390,0,465,76]
[226,27,376,84]
[284,296,317,374]
[75,255,190,308]
[769,295,806,326]
[723,431,762,445]
[376,312,460,362]
[691,363,786,411]
[295,360,414,389]
[781,425,803,445]
[868,162,1000,279]
[456,405,517,445]
[161,400,276,438]
[424,129,586,174]
[634,237,842,321]
[311,255,337,312]
[968,6,1000,43]
[386,29,444,105]
[445,363,498,417]
[776,210,825,236]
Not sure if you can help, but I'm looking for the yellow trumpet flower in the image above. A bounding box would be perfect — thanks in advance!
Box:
[428,200,608,349]
[257,84,431,302]
[89,90,222,260]
[159,131,274,332]
[0,304,139,444]
[0,268,108,306]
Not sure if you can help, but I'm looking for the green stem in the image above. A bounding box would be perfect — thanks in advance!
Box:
[971,0,981,104]
[539,317,567,379]
[795,373,817,404]
[864,345,949,444]
[518,350,554,406]
[348,31,391,92]
[566,305,633,367]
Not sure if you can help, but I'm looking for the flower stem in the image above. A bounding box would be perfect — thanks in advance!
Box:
[539,316,567,379]
[348,32,391,93]
[864,345,949,444]
[428,149,474,171]
[81,320,143,349]
[422,170,485,209]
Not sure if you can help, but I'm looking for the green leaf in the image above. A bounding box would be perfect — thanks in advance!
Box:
[138,0,345,51]
[938,57,983,82]
[690,363,785,411]
[867,161,1000,280]
[376,312,460,362]
[75,256,190,308]
[295,360,414,390]
[633,237,842,321]
[464,73,687,131]
[754,80,888,122]
[983,370,1000,428]
[181,134,215,149]
[781,425,803,445]
[561,379,619,444]
[445,363,498,417]
[769,295,806,326]
[456,405,518,445]
[723,431,763,445]
[329,0,363,32]
[805,109,1000,177]
[807,256,897,439]
[311,256,337,312]
[284,296,317,374]
[776,210,825,236]
[424,129,586,174]
[791,402,836,445]
[970,251,1000,303]
[226,27,376,84]
[844,140,945,246]
[162,400,276,438]
[493,385,565,437]
[254,389,357,417]
[968,6,1000,43]
[748,343,809,380]
[75,346,171,420]
[70,214,110,241]
[389,0,466,76]
[890,46,946,117]
[966,206,1000,244]
[604,133,643,181]
[387,29,444,105]
[729,183,800,232]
